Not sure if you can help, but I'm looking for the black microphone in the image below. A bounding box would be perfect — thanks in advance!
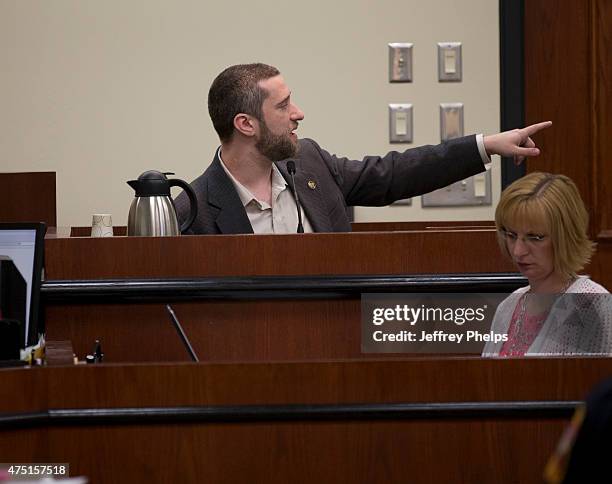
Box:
[286,160,304,233]
[165,304,199,362]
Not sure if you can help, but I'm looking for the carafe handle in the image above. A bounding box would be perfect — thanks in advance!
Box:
[169,179,198,234]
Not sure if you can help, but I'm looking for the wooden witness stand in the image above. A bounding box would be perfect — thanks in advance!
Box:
[0,227,610,483]
[43,225,518,362]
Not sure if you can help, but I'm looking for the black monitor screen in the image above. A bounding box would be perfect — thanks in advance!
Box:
[0,223,45,346]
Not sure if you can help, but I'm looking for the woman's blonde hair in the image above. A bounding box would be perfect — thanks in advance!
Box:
[495,172,595,277]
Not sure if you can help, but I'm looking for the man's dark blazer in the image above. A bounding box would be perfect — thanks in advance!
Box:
[174,136,485,234]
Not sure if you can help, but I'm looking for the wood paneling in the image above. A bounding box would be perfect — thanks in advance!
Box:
[524,0,612,288]
[42,230,518,362]
[524,1,592,197]
[39,421,563,484]
[70,226,127,237]
[0,172,56,225]
[45,299,369,362]
[43,230,514,279]
[1,359,611,483]
[66,222,496,237]
[352,221,495,232]
[593,0,612,239]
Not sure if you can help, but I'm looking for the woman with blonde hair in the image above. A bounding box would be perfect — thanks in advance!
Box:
[483,172,610,356]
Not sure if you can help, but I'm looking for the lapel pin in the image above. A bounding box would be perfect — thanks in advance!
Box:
[307,180,317,190]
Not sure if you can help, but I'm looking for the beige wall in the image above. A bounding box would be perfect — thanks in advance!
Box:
[0,0,499,227]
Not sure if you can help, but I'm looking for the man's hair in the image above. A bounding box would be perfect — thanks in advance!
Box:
[495,172,595,276]
[208,63,280,142]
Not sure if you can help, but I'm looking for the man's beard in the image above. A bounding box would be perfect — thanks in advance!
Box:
[255,120,298,161]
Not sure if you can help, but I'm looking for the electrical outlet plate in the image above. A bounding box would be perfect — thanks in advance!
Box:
[388,43,413,82]
[437,42,462,82]
[388,104,413,143]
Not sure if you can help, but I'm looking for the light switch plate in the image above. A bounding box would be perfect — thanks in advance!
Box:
[473,173,487,197]
[440,103,464,141]
[388,104,413,143]
[421,171,492,207]
[437,42,462,82]
[388,43,413,82]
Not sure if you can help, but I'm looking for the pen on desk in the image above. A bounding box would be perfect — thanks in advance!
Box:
[165,304,199,362]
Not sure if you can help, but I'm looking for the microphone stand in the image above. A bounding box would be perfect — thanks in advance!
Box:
[286,161,304,233]
[165,304,199,362]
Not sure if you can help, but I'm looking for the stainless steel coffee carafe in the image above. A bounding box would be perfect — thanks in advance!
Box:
[127,171,197,236]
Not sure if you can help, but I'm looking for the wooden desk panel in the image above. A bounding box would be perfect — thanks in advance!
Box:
[42,230,516,362]
[352,220,496,232]
[1,359,611,483]
[0,417,564,483]
[0,172,56,226]
[43,230,515,279]
[45,299,369,362]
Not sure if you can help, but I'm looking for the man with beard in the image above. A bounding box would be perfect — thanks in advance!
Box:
[175,63,551,234]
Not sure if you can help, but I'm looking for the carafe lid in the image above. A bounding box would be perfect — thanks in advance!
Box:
[127,171,174,197]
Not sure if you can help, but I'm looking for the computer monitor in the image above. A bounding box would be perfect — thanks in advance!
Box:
[0,223,46,347]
